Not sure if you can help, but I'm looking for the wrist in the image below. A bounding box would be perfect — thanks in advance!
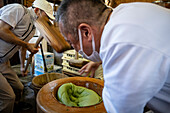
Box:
[20,67,25,72]
[23,42,29,49]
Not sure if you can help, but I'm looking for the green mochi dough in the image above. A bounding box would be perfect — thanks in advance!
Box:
[57,83,101,107]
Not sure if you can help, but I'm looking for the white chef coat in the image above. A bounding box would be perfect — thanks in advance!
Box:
[100,2,170,113]
[0,4,36,63]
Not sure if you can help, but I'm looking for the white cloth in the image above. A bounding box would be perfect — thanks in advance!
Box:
[0,4,25,28]
[0,4,36,63]
[100,2,170,113]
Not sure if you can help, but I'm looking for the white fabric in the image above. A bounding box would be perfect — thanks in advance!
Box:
[0,4,24,28]
[0,4,36,63]
[100,2,170,113]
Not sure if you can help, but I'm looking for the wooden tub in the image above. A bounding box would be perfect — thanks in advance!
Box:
[36,77,106,113]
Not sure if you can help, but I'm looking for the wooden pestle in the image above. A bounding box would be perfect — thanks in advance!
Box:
[34,16,71,53]
[24,36,43,73]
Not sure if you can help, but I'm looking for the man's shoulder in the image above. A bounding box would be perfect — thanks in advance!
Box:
[0,3,26,28]
[0,3,26,18]
[1,3,24,12]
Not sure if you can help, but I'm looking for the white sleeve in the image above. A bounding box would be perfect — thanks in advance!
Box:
[102,43,169,113]
[0,4,25,28]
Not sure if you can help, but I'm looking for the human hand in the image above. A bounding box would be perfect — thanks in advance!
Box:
[21,67,28,77]
[79,61,101,78]
[26,43,39,54]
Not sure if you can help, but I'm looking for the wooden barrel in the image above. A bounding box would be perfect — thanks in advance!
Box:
[36,77,107,113]
[31,73,68,97]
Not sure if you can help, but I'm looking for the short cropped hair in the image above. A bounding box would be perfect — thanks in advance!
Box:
[56,0,108,40]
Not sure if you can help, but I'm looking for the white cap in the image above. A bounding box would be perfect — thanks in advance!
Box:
[33,0,55,20]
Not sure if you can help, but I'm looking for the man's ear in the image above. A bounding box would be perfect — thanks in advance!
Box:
[78,23,92,42]
[34,8,40,15]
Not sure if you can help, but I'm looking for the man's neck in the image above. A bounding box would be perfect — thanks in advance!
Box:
[105,8,113,25]
[96,8,113,52]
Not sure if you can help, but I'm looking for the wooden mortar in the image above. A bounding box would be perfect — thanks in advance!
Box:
[36,77,106,113]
